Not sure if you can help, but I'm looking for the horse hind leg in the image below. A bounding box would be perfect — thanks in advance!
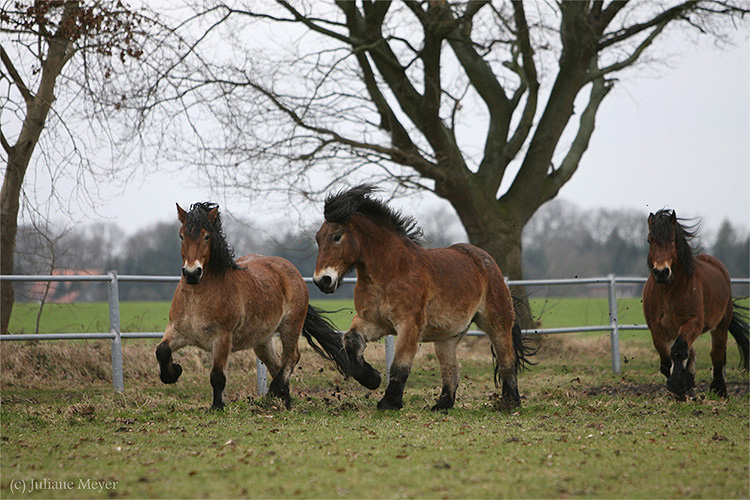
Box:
[267,319,302,409]
[477,314,520,410]
[254,337,283,378]
[709,326,729,398]
[431,335,463,411]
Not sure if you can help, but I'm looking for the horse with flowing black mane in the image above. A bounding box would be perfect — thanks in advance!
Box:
[643,209,749,399]
[313,185,536,411]
[156,202,352,410]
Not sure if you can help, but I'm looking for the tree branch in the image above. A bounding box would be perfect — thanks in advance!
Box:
[589,19,669,80]
[541,67,614,203]
[503,1,539,168]
[274,1,352,44]
[0,127,11,155]
[598,1,697,50]
[234,75,439,178]
[0,43,33,104]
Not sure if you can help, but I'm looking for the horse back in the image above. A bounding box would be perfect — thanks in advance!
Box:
[234,254,309,312]
[421,243,512,324]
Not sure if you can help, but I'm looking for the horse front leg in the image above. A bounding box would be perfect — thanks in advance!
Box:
[344,317,382,390]
[209,335,232,411]
[667,319,700,399]
[155,326,185,384]
[378,324,420,411]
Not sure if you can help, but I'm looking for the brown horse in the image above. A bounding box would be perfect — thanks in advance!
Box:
[313,185,535,411]
[156,202,352,410]
[643,209,749,399]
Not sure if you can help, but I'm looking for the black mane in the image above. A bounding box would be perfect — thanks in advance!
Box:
[324,184,423,244]
[649,209,699,276]
[184,202,240,272]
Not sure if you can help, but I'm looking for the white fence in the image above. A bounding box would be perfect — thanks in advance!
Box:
[1,273,748,394]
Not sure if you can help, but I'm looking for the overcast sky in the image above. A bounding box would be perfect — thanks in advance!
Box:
[37,28,749,240]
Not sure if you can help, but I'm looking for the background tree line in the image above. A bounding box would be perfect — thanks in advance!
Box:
[3,1,747,331]
[13,200,749,303]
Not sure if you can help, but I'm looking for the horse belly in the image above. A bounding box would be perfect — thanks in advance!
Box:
[420,303,475,342]
[229,309,282,352]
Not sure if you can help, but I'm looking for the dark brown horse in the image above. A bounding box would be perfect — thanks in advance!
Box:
[643,209,749,399]
[156,202,351,410]
[313,185,535,411]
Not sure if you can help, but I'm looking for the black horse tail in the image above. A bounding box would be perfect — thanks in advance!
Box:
[728,300,749,371]
[512,321,540,372]
[302,305,351,377]
[492,298,540,386]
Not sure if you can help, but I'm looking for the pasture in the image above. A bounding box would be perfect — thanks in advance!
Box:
[1,299,749,498]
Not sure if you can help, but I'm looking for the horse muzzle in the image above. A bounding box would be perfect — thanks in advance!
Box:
[182,266,203,285]
[313,269,340,294]
[652,266,672,284]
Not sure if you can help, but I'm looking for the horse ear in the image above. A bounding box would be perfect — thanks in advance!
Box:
[207,205,219,223]
[176,204,187,224]
[670,210,677,223]
[648,213,654,225]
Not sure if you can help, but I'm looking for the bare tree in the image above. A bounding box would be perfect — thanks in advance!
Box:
[139,1,746,317]
[0,0,162,332]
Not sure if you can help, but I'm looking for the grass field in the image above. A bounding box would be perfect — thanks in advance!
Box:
[2,298,749,498]
[7,297,649,334]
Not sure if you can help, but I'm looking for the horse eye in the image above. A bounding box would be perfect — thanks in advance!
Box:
[332,233,342,243]
[204,234,210,241]
[179,234,183,241]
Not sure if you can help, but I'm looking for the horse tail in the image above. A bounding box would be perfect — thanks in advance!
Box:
[728,300,749,371]
[301,305,351,376]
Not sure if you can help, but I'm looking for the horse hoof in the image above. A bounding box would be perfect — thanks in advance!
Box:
[494,397,520,412]
[159,363,182,384]
[376,397,403,411]
[710,382,727,398]
[354,365,382,390]
[666,377,686,397]
[430,402,453,412]
[210,401,225,411]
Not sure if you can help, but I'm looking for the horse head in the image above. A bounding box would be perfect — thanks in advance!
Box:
[648,210,693,284]
[177,203,219,285]
[647,210,678,284]
[313,220,359,294]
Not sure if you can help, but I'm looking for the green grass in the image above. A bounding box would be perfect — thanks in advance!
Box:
[1,333,748,499]
[7,300,357,334]
[3,297,748,498]
[8,298,646,334]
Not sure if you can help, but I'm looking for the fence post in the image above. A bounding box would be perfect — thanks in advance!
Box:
[107,270,124,392]
[607,274,621,375]
[256,358,268,396]
[385,335,395,383]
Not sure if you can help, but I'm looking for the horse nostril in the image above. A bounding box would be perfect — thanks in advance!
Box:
[653,267,670,282]
[182,266,203,284]
[320,275,332,288]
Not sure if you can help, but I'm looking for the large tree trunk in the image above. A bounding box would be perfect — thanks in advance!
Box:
[0,144,32,332]
[0,6,75,332]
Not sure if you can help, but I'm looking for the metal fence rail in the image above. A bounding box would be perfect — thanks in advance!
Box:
[1,273,748,394]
